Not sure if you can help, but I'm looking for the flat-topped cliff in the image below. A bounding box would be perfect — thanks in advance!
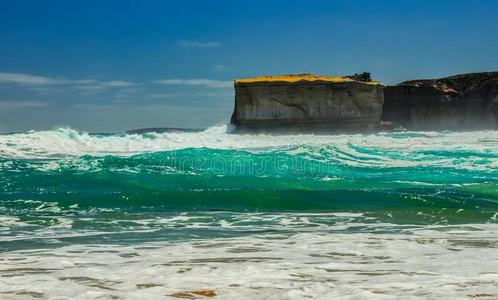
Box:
[383,72,498,130]
[230,73,384,133]
[230,71,498,133]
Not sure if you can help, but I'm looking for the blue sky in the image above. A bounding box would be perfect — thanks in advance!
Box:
[1,0,498,132]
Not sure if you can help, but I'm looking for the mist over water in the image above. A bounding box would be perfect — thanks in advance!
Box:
[1,126,497,299]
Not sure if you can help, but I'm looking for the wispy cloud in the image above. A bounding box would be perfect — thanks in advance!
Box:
[0,100,49,109]
[72,85,108,93]
[0,72,95,85]
[26,86,59,96]
[0,72,135,87]
[100,80,136,87]
[0,72,136,96]
[1,72,232,90]
[196,91,234,97]
[154,78,232,89]
[154,78,233,89]
[147,93,183,99]
[213,64,227,72]
[0,72,234,113]
[176,40,220,48]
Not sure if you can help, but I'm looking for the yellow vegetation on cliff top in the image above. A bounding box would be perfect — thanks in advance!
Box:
[235,74,382,85]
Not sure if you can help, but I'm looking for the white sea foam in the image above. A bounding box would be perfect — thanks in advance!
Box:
[0,126,497,172]
[1,222,497,299]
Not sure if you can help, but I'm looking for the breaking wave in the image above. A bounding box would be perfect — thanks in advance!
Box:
[0,126,496,222]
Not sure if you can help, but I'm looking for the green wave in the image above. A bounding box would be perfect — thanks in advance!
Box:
[1,148,497,225]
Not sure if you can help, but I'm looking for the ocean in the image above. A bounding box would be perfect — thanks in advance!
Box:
[0,126,497,299]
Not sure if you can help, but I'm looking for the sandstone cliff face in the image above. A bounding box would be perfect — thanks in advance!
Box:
[230,74,384,133]
[383,72,498,130]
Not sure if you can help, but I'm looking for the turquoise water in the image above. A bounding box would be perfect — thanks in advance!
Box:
[0,127,497,299]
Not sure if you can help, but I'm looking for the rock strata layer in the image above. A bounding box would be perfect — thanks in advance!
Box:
[230,74,384,133]
[383,72,498,130]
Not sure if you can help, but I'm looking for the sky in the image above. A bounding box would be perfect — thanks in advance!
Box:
[1,0,498,133]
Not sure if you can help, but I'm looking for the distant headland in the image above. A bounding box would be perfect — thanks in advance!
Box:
[230,71,498,133]
[127,127,204,134]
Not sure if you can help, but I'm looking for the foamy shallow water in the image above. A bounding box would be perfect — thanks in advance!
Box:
[1,222,498,299]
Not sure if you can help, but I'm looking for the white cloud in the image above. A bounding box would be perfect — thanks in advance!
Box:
[73,85,108,91]
[27,86,59,96]
[213,64,227,72]
[0,100,49,109]
[196,91,234,97]
[113,87,141,99]
[72,86,108,97]
[154,78,233,89]
[176,40,220,48]
[147,93,183,98]
[0,72,134,90]
[0,72,78,85]
[101,80,136,87]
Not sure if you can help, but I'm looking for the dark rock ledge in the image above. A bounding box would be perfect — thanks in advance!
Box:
[382,72,498,130]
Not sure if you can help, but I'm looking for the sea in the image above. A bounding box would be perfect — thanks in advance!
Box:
[0,126,497,299]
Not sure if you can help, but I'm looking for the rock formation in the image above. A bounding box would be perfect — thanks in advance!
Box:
[230,73,384,133]
[229,71,498,133]
[383,72,498,130]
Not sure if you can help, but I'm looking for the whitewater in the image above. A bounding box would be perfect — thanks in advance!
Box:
[0,126,497,299]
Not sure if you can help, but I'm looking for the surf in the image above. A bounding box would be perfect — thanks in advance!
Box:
[0,126,497,225]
